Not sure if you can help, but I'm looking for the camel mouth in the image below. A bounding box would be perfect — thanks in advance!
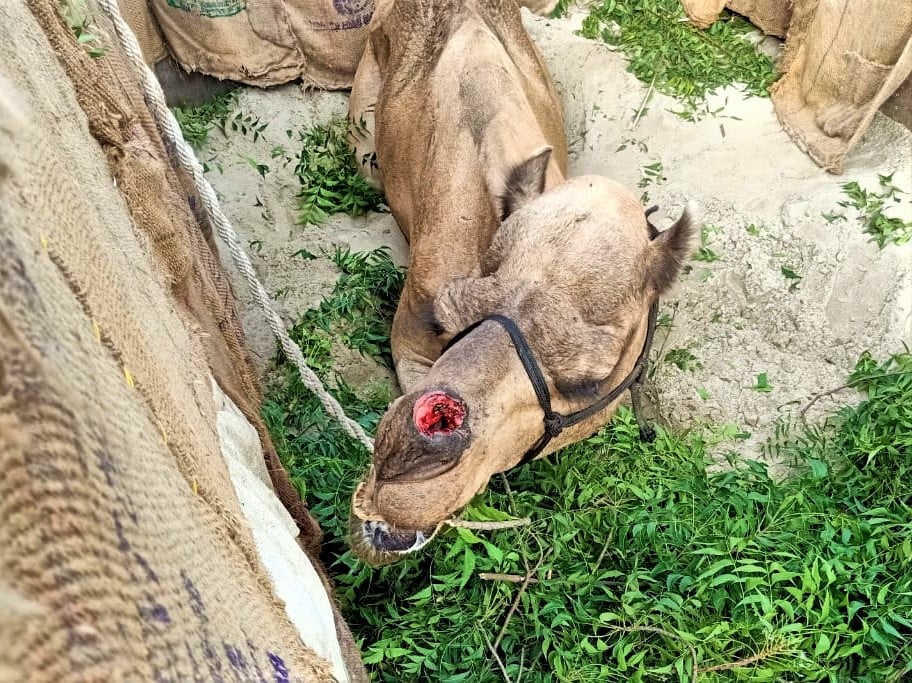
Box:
[349,478,443,564]
[348,514,441,566]
[362,520,436,553]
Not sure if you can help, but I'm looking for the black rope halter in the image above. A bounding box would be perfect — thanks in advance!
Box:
[441,206,662,468]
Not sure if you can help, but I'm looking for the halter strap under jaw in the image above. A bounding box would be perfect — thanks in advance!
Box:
[442,301,658,467]
[440,206,663,469]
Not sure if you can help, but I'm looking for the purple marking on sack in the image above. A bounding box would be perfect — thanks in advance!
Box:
[306,14,371,30]
[139,600,171,624]
[96,447,116,486]
[202,640,226,683]
[267,653,289,683]
[180,572,230,683]
[333,0,372,14]
[182,571,205,619]
[189,195,197,210]
[113,511,130,552]
[225,644,247,670]
[134,552,159,583]
[245,637,268,683]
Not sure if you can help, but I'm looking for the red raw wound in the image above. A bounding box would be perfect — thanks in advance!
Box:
[413,391,466,437]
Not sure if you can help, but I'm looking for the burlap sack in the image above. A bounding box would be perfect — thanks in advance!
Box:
[681,0,727,28]
[728,0,791,37]
[0,0,357,679]
[150,0,374,89]
[142,0,562,88]
[120,0,167,64]
[681,0,792,37]
[772,0,912,173]
[30,0,325,554]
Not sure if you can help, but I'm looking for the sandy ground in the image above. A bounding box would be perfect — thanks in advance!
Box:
[204,10,912,468]
[203,87,405,392]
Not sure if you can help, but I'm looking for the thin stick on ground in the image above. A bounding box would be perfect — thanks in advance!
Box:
[799,370,911,421]
[479,573,540,584]
[631,71,657,130]
[484,631,513,683]
[608,626,790,682]
[493,548,550,650]
[696,644,788,674]
[447,518,532,530]
[607,625,699,683]
[500,473,518,516]
[799,382,857,421]
[652,302,678,373]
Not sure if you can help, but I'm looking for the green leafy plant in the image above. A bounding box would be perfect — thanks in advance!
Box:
[228,110,268,141]
[172,90,271,150]
[752,371,773,392]
[580,0,778,116]
[838,173,912,248]
[264,247,912,683]
[264,246,402,529]
[59,0,105,58]
[617,137,650,154]
[294,117,386,226]
[780,265,802,292]
[290,246,403,371]
[638,160,666,202]
[242,156,270,178]
[171,90,239,148]
[692,225,721,263]
[550,0,572,18]
[665,347,702,372]
[638,160,665,187]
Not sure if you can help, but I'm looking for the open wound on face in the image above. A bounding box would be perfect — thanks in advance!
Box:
[413,391,466,437]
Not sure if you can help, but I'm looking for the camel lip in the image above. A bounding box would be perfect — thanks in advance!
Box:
[360,520,439,554]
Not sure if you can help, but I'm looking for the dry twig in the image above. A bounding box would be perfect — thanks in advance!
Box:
[608,626,790,682]
[697,645,784,674]
[799,381,857,421]
[631,71,657,129]
[799,370,911,421]
[484,632,513,683]
[493,549,550,650]
[479,573,540,584]
[447,518,532,531]
[607,625,699,683]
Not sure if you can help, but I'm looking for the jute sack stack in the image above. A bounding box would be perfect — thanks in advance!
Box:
[120,0,167,64]
[149,0,375,88]
[680,0,791,37]
[26,0,327,558]
[0,0,363,680]
[682,0,912,172]
[131,0,562,86]
[771,0,912,173]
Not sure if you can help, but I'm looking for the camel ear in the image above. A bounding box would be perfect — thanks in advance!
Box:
[431,276,509,338]
[644,202,700,294]
[495,146,552,221]
[518,290,624,400]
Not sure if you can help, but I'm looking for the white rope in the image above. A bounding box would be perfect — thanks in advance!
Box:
[96,0,375,453]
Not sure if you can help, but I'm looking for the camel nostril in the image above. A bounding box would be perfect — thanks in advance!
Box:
[413,391,466,437]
